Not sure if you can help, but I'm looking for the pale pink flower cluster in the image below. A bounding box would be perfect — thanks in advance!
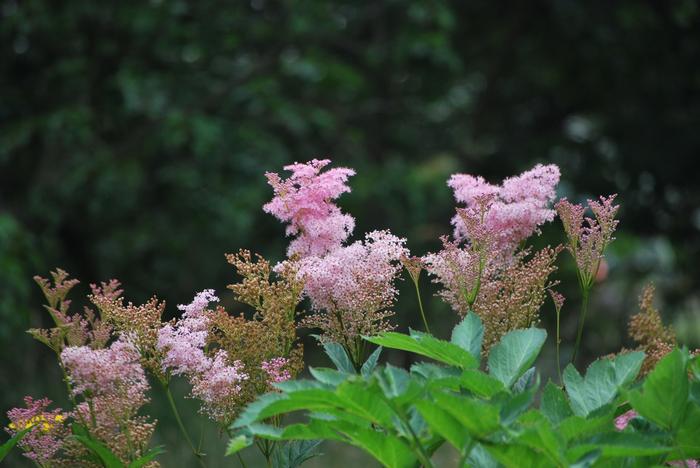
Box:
[261,357,292,384]
[614,409,637,430]
[157,290,248,420]
[5,397,67,464]
[263,159,356,257]
[448,164,560,249]
[61,337,147,402]
[423,236,482,314]
[555,195,619,287]
[298,230,408,321]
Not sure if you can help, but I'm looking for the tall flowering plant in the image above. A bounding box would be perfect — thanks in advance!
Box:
[5,158,699,468]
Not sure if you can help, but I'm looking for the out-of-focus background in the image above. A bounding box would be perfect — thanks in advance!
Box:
[2,1,700,466]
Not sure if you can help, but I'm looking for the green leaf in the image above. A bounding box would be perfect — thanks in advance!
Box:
[451,311,483,360]
[628,348,689,431]
[459,369,506,398]
[541,381,573,425]
[128,446,165,468]
[339,425,418,468]
[562,351,642,417]
[484,443,548,468]
[0,428,31,462]
[271,440,323,468]
[559,410,615,442]
[488,328,547,388]
[611,351,645,386]
[322,342,356,374]
[225,433,253,456]
[466,444,500,468]
[309,367,348,386]
[513,367,537,394]
[670,403,700,459]
[361,346,382,377]
[414,400,470,450]
[73,435,125,468]
[432,392,501,437]
[366,331,478,369]
[567,432,670,459]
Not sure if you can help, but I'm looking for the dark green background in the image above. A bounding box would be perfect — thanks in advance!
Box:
[2,1,700,466]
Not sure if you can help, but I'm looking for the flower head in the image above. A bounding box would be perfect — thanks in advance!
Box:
[5,397,68,464]
[555,194,620,288]
[264,159,356,257]
[448,164,560,250]
[299,230,409,343]
[157,290,249,422]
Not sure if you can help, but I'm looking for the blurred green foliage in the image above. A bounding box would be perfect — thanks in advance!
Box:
[2,0,700,465]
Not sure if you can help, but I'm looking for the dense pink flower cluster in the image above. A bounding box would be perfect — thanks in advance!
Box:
[61,337,147,401]
[5,397,67,464]
[261,357,292,384]
[263,159,356,257]
[448,164,560,249]
[299,230,408,318]
[157,290,248,420]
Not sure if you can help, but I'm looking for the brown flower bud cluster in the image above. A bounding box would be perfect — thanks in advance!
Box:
[205,250,304,422]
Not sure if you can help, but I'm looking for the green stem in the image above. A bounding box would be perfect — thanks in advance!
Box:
[163,384,206,468]
[236,452,248,468]
[413,279,431,334]
[571,288,590,365]
[556,307,563,385]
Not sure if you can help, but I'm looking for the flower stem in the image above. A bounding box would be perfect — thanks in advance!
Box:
[556,307,563,385]
[163,383,206,468]
[571,288,590,365]
[412,279,431,334]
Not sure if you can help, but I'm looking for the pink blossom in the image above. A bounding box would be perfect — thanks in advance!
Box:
[423,236,482,314]
[61,337,147,401]
[263,159,356,257]
[448,164,560,249]
[157,290,248,421]
[262,357,292,384]
[555,195,619,288]
[157,289,218,375]
[190,350,247,420]
[298,230,408,325]
[5,397,67,464]
[614,409,637,430]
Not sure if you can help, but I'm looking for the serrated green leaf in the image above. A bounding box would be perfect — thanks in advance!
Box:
[451,312,483,360]
[628,348,689,431]
[567,432,670,459]
[669,403,700,459]
[432,392,501,437]
[559,410,615,442]
[414,400,469,450]
[271,440,322,468]
[541,381,573,425]
[459,369,506,398]
[513,367,537,394]
[322,342,356,374]
[309,367,348,386]
[563,352,641,417]
[339,425,418,468]
[361,346,382,377]
[488,328,547,388]
[366,331,478,369]
[484,443,549,468]
[225,433,253,456]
